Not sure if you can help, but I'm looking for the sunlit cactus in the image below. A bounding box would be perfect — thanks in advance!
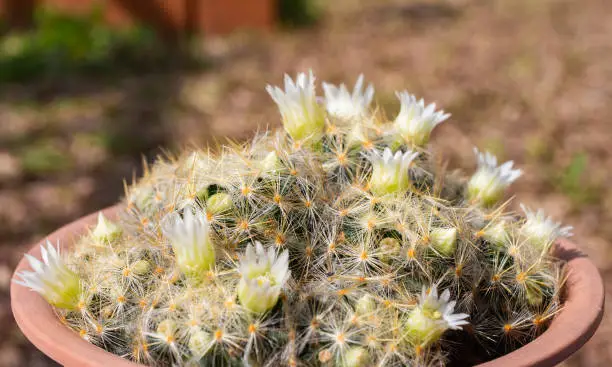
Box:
[14,71,571,366]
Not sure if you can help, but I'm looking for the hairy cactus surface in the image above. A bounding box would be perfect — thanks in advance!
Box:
[15,72,572,366]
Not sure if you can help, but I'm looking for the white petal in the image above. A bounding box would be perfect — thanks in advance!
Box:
[25,254,45,274]
[440,289,450,303]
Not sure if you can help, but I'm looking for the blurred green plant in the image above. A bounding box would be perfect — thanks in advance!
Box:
[278,0,322,28]
[18,139,73,175]
[555,152,602,206]
[0,6,168,83]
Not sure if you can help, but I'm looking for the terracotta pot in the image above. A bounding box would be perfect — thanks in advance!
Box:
[10,205,137,367]
[11,206,605,367]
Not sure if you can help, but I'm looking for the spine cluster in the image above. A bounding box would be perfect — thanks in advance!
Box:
[15,72,571,366]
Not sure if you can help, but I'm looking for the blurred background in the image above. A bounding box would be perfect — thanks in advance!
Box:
[0,0,610,365]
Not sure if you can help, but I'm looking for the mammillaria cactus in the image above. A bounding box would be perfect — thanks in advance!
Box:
[15,72,571,366]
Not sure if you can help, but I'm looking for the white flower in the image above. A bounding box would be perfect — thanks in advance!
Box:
[366,147,419,196]
[393,91,450,146]
[13,241,81,309]
[238,241,290,313]
[163,205,215,279]
[468,148,522,206]
[520,204,573,250]
[405,285,469,345]
[322,74,374,120]
[92,212,122,242]
[266,71,325,143]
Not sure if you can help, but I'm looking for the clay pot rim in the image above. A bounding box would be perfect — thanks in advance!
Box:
[11,205,605,367]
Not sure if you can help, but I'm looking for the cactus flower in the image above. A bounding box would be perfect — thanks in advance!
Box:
[237,242,290,314]
[468,148,522,206]
[393,91,450,146]
[367,147,419,196]
[405,285,469,346]
[162,205,215,279]
[13,241,81,309]
[266,71,325,143]
[322,74,374,120]
[520,204,573,251]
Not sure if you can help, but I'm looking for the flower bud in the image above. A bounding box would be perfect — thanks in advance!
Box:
[355,294,376,315]
[162,206,215,280]
[238,242,290,314]
[393,91,450,146]
[379,237,401,263]
[430,228,457,257]
[367,148,419,196]
[189,329,212,356]
[131,260,150,276]
[468,148,522,206]
[206,192,234,214]
[520,204,573,252]
[266,71,325,144]
[481,221,508,250]
[260,151,282,174]
[14,241,82,309]
[343,347,371,367]
[92,212,122,242]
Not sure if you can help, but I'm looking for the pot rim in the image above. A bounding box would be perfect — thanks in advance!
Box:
[10,205,605,367]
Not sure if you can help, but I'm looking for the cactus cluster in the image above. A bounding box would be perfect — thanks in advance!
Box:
[15,72,572,366]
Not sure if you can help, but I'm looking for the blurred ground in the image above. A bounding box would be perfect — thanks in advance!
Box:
[1,0,611,365]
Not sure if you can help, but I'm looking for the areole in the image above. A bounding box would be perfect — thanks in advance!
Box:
[11,205,604,367]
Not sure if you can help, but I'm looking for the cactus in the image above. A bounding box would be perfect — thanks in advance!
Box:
[15,72,571,366]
